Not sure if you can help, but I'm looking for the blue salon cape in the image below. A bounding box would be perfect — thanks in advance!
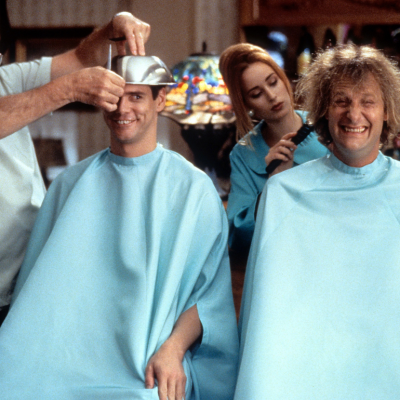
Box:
[0,145,239,400]
[227,111,329,253]
[235,152,400,399]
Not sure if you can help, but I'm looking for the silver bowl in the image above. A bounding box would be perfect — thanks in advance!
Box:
[112,55,175,86]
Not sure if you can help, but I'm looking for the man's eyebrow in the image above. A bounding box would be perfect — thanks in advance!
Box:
[361,92,377,98]
[332,91,347,97]
[125,90,147,96]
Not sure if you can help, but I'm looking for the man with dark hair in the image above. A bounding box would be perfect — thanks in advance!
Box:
[0,12,150,325]
[0,56,239,400]
[235,44,400,399]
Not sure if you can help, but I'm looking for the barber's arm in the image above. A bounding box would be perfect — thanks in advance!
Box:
[145,305,203,400]
[51,12,150,79]
[0,12,150,140]
[0,69,124,139]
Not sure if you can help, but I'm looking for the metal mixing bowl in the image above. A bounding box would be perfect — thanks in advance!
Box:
[111,55,175,86]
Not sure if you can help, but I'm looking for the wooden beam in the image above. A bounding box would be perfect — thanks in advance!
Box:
[240,0,400,26]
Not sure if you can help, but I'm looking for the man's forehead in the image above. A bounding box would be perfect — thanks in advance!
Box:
[331,74,381,97]
[123,84,151,94]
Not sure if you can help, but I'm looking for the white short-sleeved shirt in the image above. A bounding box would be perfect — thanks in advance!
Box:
[0,57,51,306]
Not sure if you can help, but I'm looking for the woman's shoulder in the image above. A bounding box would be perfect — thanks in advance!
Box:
[232,121,268,158]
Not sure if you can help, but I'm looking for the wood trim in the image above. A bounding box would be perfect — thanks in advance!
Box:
[240,0,400,26]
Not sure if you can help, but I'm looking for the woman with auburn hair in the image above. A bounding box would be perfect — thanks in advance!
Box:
[220,43,329,254]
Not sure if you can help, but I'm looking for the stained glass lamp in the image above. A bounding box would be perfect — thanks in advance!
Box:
[161,51,236,198]
[161,52,235,126]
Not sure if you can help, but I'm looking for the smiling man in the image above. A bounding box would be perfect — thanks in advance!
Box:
[327,73,387,167]
[0,56,238,400]
[234,44,400,400]
[104,84,165,157]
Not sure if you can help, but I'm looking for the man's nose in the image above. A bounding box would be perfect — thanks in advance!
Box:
[346,103,363,122]
[117,96,130,113]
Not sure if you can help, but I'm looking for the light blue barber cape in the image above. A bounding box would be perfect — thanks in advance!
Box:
[235,152,400,399]
[0,145,239,400]
[227,112,329,253]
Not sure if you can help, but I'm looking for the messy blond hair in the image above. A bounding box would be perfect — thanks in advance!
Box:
[219,43,294,143]
[296,44,400,145]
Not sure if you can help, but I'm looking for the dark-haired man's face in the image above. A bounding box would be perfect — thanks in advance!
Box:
[103,84,165,158]
[326,73,386,168]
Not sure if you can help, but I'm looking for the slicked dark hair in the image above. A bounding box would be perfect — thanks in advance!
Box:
[150,85,165,100]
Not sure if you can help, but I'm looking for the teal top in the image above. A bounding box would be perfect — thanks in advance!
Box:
[235,152,400,399]
[0,145,239,400]
[226,111,329,253]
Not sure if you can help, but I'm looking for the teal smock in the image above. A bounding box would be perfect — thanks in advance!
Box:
[235,152,400,399]
[0,145,239,400]
[0,58,49,306]
[227,111,329,253]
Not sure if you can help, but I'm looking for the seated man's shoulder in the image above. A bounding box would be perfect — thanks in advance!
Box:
[269,156,327,187]
[269,153,400,194]
[50,150,108,190]
[162,148,211,181]
[383,155,400,185]
[387,154,400,170]
[160,148,222,201]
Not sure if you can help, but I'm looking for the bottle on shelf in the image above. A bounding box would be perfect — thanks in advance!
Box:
[296,26,315,76]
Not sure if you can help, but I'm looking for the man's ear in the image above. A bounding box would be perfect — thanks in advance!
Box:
[156,87,166,112]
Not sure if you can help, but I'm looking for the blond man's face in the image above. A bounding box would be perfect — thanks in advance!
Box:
[326,73,386,167]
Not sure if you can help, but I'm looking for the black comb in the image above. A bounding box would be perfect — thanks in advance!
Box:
[266,124,314,176]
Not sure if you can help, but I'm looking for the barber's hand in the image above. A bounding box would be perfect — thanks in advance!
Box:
[68,67,125,112]
[265,131,298,177]
[112,12,151,56]
[145,341,187,400]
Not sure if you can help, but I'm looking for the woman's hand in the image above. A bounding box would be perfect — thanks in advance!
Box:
[264,131,298,177]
